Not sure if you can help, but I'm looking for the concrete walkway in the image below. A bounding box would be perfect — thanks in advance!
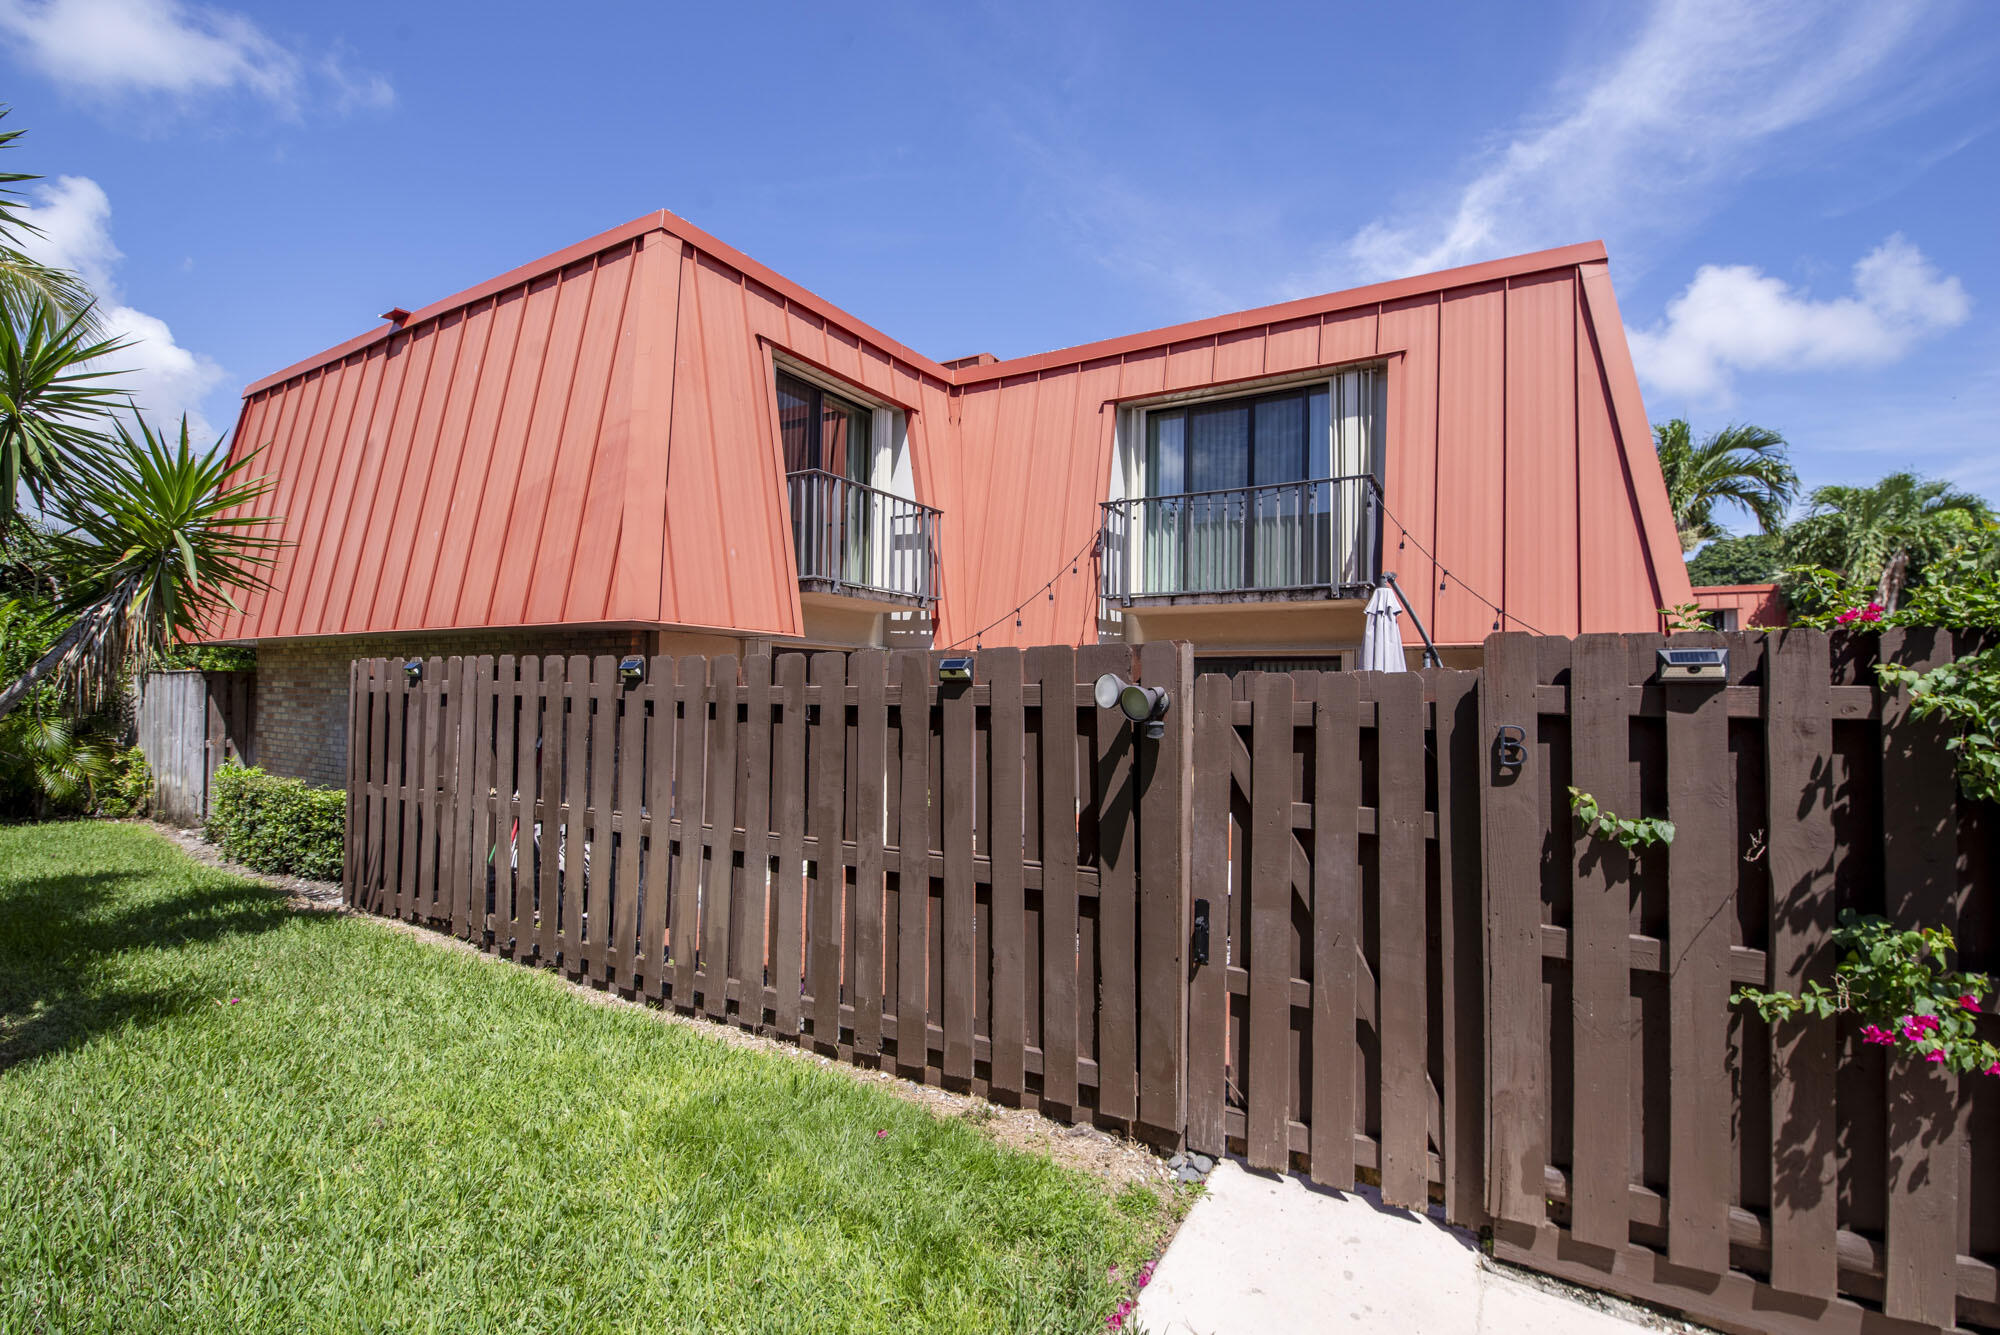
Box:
[1133,1159,1659,1335]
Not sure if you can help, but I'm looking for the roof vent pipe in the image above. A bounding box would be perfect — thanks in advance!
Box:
[380,307,411,327]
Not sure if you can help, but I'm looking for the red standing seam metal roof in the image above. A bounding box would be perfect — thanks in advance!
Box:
[210,212,1684,649]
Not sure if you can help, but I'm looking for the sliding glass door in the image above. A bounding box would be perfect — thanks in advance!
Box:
[1142,382,1330,593]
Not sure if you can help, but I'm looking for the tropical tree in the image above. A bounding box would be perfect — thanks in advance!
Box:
[1653,418,1800,551]
[1784,472,1994,612]
[1685,531,1785,586]
[0,106,98,331]
[0,416,282,722]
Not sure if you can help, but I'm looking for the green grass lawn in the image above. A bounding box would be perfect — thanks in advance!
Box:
[0,821,1169,1334]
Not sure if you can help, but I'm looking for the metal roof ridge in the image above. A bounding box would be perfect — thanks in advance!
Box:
[238,217,1608,401]
[946,241,1611,384]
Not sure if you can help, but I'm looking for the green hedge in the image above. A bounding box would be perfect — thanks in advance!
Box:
[206,762,345,882]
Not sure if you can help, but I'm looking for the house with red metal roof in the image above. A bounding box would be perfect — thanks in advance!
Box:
[202,209,1690,786]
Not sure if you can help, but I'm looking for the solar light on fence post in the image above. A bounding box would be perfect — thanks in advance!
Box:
[1655,646,1728,683]
[937,656,973,684]
[618,655,645,686]
[403,659,423,683]
[1093,671,1172,739]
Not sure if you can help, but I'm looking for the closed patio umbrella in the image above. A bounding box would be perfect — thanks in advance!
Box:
[1359,584,1408,672]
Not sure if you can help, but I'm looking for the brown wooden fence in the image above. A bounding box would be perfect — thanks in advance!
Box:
[345,645,1197,1137]
[344,631,1997,1335]
[1481,629,1998,1335]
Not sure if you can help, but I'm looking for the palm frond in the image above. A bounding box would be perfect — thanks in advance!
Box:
[1653,418,1798,547]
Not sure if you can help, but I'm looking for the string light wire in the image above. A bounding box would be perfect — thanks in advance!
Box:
[1371,488,1545,637]
[947,529,1100,650]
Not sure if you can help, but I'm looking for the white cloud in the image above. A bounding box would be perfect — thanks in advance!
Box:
[1628,235,1970,399]
[0,0,392,116]
[19,175,229,441]
[1305,0,1944,288]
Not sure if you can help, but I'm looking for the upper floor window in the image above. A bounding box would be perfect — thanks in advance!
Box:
[777,371,872,483]
[1139,368,1378,498]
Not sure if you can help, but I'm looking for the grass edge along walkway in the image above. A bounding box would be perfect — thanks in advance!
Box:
[0,820,1181,1335]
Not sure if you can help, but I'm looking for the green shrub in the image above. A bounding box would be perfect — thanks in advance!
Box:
[205,762,344,881]
[95,747,151,818]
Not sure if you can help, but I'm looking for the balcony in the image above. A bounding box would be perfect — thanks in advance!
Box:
[787,469,941,607]
[1099,474,1379,606]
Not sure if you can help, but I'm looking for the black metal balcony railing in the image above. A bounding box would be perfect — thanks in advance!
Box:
[1099,474,1380,605]
[787,469,941,605]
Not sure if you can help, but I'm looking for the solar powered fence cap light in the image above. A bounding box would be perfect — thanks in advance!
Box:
[937,656,974,683]
[1093,672,1173,738]
[618,656,645,685]
[403,659,423,683]
[1656,646,1728,682]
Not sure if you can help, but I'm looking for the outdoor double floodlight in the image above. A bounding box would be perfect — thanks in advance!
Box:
[1094,672,1172,739]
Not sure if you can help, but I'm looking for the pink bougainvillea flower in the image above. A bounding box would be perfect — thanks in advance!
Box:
[1985,1062,2000,1077]
[1137,1272,1150,1289]
[1920,1014,1940,1032]
[874,1129,888,1139]
[1859,602,1884,623]
[1962,995,1982,1013]
[1925,1049,1947,1064]
[1860,1024,1895,1045]
[1901,1017,1926,1042]
[1835,608,1860,626]
[1105,1317,1122,1331]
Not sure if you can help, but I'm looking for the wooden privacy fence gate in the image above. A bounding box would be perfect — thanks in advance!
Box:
[346,631,1997,1335]
[137,669,255,825]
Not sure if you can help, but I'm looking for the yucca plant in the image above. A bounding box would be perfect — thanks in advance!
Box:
[0,415,283,722]
[0,302,132,533]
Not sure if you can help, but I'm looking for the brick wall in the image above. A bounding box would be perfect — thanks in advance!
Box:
[254,628,731,789]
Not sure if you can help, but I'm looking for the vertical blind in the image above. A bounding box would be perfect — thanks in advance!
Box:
[1130,368,1380,594]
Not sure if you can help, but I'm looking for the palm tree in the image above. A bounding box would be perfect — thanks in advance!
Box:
[1653,419,1800,551]
[1784,473,1994,612]
[0,416,282,722]
[0,108,98,332]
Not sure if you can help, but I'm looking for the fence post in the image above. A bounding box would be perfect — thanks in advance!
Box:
[1136,640,1194,1148]
[1879,627,1964,1329]
[1480,631,1547,1227]
[1764,628,1838,1298]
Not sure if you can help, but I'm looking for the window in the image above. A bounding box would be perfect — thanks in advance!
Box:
[777,371,872,483]
[1143,384,1327,497]
[1123,369,1379,594]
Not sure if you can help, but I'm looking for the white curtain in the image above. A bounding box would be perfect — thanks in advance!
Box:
[1328,368,1379,586]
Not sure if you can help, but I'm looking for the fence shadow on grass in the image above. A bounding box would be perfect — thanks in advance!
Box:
[0,867,299,1073]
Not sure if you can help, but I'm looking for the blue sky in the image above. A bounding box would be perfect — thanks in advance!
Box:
[4,0,1997,525]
